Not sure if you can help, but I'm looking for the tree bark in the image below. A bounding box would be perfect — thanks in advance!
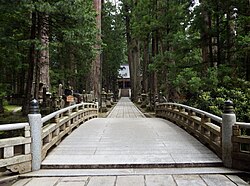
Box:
[200,3,211,70]
[22,11,37,115]
[124,2,134,100]
[38,13,50,91]
[246,51,250,81]
[131,39,140,101]
[245,13,250,80]
[0,98,4,113]
[92,0,102,103]
[215,2,221,66]
[142,39,149,92]
[68,48,77,90]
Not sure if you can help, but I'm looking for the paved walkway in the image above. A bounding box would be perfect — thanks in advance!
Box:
[41,97,221,168]
[107,97,145,118]
[11,97,249,185]
[12,174,248,186]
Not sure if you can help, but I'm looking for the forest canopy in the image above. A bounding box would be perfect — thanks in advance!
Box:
[118,0,250,121]
[0,0,99,114]
[0,0,249,121]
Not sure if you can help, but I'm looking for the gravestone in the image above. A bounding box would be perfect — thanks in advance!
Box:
[141,92,148,108]
[101,88,107,112]
[106,90,112,108]
[58,84,63,97]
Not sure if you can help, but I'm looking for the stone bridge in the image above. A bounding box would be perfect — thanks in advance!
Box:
[0,97,250,185]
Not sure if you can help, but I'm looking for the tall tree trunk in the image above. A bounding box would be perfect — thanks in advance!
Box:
[151,0,158,103]
[208,13,214,67]
[131,39,140,101]
[151,31,158,102]
[201,5,210,69]
[22,11,37,115]
[124,2,134,99]
[142,39,149,93]
[127,43,134,99]
[240,1,250,80]
[91,54,101,101]
[246,51,250,81]
[245,18,250,80]
[19,64,26,96]
[225,11,231,64]
[34,54,40,100]
[92,0,102,103]
[38,13,50,91]
[68,48,77,90]
[215,3,221,66]
[225,5,237,66]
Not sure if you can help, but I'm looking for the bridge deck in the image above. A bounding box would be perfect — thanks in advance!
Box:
[12,98,249,186]
[42,97,221,168]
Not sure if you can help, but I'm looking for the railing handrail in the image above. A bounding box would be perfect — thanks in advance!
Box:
[156,101,250,171]
[0,103,96,131]
[158,102,250,127]
[158,102,222,123]
[0,100,98,174]
[41,102,95,123]
[0,122,29,131]
[235,122,250,128]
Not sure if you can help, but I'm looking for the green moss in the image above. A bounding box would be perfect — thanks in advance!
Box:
[4,105,21,112]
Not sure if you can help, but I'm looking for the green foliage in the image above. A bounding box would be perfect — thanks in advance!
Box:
[0,0,99,95]
[0,111,27,125]
[0,0,249,123]
[164,62,250,122]
[202,68,219,91]
[0,1,31,95]
[102,1,127,91]
[173,68,202,95]
[122,0,250,122]
[199,85,250,122]
[49,0,98,91]
[176,66,250,122]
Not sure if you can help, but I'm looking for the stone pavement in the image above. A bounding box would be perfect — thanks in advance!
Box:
[107,97,145,118]
[41,97,221,168]
[12,173,248,186]
[10,97,249,185]
[40,117,222,168]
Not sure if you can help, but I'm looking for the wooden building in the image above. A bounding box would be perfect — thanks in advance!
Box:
[118,64,131,97]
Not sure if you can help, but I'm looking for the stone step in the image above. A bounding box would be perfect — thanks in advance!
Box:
[20,167,243,178]
[41,161,223,169]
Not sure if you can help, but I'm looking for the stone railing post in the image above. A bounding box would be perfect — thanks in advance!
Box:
[28,99,42,171]
[222,100,236,168]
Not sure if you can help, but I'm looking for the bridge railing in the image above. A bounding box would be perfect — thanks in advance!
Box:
[156,102,250,171]
[0,123,31,173]
[232,122,250,170]
[40,102,98,161]
[155,103,222,157]
[0,101,98,174]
